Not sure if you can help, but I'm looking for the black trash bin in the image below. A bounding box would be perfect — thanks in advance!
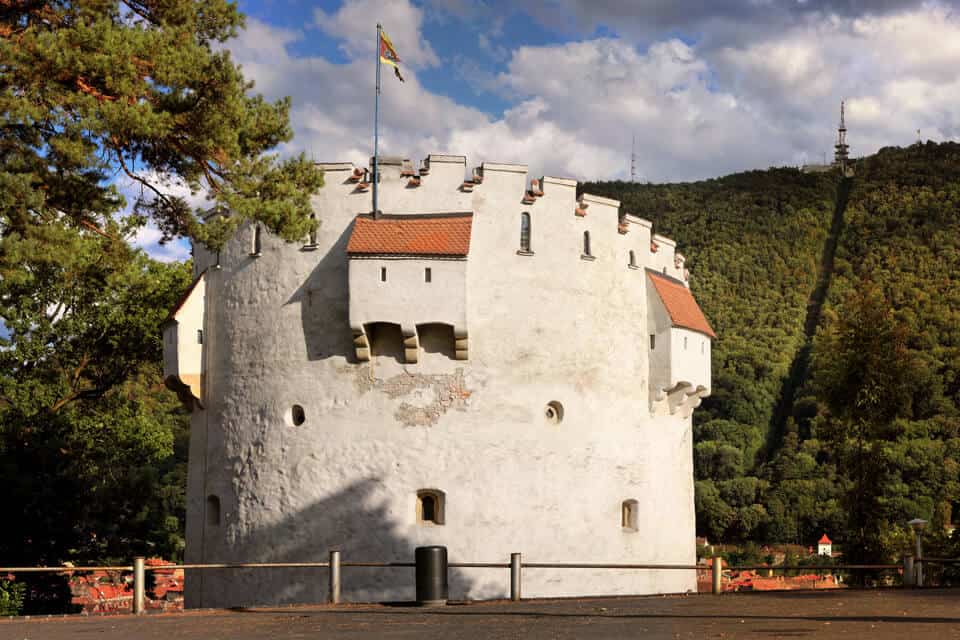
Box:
[415,545,448,606]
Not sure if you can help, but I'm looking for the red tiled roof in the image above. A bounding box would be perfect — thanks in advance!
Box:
[819,534,832,544]
[347,213,472,256]
[648,270,716,338]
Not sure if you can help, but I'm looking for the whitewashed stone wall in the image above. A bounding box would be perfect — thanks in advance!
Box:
[178,154,712,607]
[348,257,467,336]
[162,274,205,407]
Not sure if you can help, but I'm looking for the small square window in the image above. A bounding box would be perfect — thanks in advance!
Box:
[380,267,387,282]
[425,267,432,283]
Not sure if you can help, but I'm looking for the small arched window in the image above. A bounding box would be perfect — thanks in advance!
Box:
[629,250,636,267]
[417,489,445,525]
[206,495,221,527]
[520,212,532,252]
[583,231,592,257]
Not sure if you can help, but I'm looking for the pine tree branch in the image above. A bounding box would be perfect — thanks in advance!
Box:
[113,148,173,208]
[119,0,153,25]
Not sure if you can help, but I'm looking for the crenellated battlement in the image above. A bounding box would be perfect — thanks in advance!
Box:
[312,154,692,284]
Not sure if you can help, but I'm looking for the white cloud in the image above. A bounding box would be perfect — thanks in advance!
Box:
[222,1,960,186]
[132,225,192,263]
[713,4,960,156]
[314,0,439,68]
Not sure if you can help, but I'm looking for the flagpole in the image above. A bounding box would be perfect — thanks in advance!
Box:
[373,23,381,219]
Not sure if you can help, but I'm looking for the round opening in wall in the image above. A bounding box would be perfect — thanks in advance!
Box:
[545,401,564,424]
[288,404,306,426]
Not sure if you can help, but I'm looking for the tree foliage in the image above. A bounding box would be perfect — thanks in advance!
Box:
[1,0,323,250]
[587,142,960,556]
[0,1,321,611]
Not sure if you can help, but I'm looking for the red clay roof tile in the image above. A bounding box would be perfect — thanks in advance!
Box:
[819,534,832,544]
[648,270,716,338]
[347,213,472,257]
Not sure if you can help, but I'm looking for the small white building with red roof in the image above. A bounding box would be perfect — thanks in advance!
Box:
[818,534,833,556]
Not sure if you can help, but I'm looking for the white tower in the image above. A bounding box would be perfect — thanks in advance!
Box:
[164,154,715,608]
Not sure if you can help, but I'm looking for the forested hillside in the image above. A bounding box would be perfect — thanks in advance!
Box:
[586,142,960,559]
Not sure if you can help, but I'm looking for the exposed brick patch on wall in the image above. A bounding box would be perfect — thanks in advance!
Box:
[349,366,471,426]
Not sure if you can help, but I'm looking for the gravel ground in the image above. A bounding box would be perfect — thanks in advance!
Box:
[4,588,960,639]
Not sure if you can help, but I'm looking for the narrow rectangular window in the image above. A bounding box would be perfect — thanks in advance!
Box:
[206,495,221,527]
[622,499,639,532]
[424,267,432,283]
[306,213,317,247]
[197,329,203,344]
[520,212,531,252]
[684,336,688,350]
[380,267,387,282]
[649,334,656,350]
[251,225,262,256]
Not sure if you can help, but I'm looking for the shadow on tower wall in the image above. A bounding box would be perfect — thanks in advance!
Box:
[190,478,483,608]
[286,223,356,362]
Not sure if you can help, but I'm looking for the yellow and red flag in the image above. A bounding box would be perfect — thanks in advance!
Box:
[379,29,404,82]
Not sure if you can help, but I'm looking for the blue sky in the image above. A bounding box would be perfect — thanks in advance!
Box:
[134,0,960,262]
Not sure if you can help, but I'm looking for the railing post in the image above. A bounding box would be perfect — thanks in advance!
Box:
[711,557,723,595]
[329,550,341,604]
[510,553,522,601]
[133,557,145,614]
[903,555,915,587]
[916,557,924,588]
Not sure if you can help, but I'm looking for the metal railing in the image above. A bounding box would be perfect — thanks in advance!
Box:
[0,553,934,615]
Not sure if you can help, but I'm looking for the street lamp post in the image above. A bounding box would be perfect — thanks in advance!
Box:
[908,518,928,587]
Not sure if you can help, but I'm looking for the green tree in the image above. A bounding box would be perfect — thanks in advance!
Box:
[1,1,321,612]
[812,284,920,563]
[1,1,324,250]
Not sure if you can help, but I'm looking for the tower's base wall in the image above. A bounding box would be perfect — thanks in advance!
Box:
[183,394,696,608]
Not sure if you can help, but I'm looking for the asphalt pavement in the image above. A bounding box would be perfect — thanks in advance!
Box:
[5,588,960,639]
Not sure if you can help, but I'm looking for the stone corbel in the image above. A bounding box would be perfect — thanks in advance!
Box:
[666,382,695,415]
[652,382,710,418]
[402,326,419,364]
[352,326,370,362]
[454,327,468,361]
[681,385,710,418]
[164,374,204,410]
